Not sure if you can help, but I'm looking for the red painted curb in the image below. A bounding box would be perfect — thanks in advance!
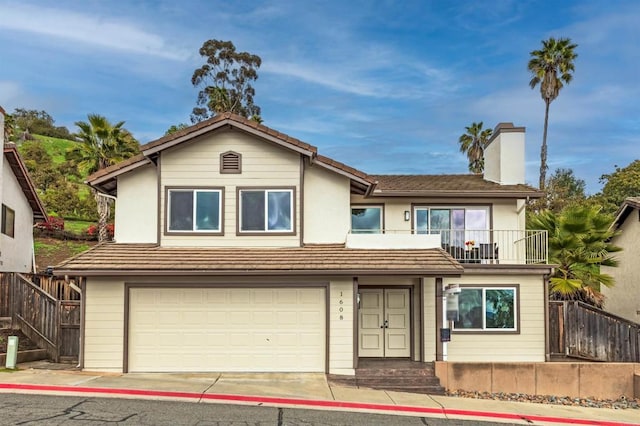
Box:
[0,383,634,426]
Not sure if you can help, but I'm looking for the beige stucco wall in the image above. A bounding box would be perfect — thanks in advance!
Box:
[303,165,351,244]
[484,128,525,185]
[437,274,545,362]
[0,159,35,272]
[114,165,158,243]
[329,278,354,375]
[492,199,521,231]
[423,277,438,361]
[160,129,301,247]
[602,215,640,322]
[83,277,125,372]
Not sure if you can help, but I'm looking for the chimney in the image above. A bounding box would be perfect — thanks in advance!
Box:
[483,122,525,185]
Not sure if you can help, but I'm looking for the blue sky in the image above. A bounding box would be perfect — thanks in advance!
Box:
[0,0,638,194]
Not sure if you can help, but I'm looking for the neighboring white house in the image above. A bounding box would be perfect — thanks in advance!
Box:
[0,106,47,273]
[601,197,640,323]
[55,114,552,375]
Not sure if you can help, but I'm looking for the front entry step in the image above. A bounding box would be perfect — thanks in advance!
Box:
[329,359,446,395]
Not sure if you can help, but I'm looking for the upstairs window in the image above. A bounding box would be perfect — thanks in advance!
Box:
[351,206,383,234]
[1,204,15,238]
[239,189,294,233]
[167,188,222,233]
[220,151,241,174]
[414,206,489,246]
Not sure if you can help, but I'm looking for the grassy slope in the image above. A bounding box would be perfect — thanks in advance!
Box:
[31,134,77,164]
[18,134,93,230]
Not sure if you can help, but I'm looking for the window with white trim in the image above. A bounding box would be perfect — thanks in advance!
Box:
[414,206,489,246]
[239,189,293,232]
[167,189,222,232]
[453,286,517,331]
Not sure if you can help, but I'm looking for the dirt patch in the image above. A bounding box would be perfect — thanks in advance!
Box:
[34,237,97,271]
[0,329,40,353]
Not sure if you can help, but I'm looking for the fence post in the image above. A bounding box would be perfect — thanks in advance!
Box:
[9,273,15,328]
[563,301,569,357]
[55,299,61,363]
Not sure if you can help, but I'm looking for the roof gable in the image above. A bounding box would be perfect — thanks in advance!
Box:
[141,112,317,157]
[86,113,374,195]
[3,143,47,221]
[611,197,640,230]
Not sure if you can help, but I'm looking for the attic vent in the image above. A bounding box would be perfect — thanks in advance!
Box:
[220,151,241,174]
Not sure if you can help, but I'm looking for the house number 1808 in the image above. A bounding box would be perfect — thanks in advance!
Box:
[338,291,344,320]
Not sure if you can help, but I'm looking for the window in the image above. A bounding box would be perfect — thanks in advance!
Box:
[239,189,293,233]
[453,286,517,331]
[1,204,15,238]
[351,206,383,234]
[167,189,222,233]
[414,206,489,246]
[220,151,241,174]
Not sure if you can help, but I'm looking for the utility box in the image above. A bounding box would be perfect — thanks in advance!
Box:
[5,336,18,369]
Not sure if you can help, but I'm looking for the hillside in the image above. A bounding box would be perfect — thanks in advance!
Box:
[30,134,78,164]
[13,134,100,270]
[16,133,96,222]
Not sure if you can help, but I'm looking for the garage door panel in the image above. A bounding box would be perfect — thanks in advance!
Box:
[129,287,325,373]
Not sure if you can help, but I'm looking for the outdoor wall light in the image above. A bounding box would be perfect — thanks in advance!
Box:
[404,210,411,221]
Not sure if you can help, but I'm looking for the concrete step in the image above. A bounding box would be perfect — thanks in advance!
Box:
[354,362,446,395]
[366,385,446,395]
[356,368,436,377]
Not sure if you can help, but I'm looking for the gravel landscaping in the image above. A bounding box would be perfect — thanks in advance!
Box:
[447,390,640,410]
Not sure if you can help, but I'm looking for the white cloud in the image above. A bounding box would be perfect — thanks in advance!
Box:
[262,57,457,100]
[0,2,189,60]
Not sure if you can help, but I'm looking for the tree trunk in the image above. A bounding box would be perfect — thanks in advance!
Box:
[93,190,112,243]
[539,99,551,191]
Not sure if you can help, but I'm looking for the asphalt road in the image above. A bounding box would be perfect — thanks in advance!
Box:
[0,393,514,425]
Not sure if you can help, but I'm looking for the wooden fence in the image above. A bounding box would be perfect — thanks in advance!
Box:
[0,273,81,363]
[549,300,640,362]
[0,273,10,317]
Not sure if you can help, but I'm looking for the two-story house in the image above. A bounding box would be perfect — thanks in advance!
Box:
[55,113,551,376]
[0,106,47,273]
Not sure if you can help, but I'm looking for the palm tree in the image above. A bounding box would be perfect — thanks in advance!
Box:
[68,114,139,242]
[458,122,492,174]
[528,37,578,190]
[528,205,621,307]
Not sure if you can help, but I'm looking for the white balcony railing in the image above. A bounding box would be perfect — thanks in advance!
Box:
[346,229,548,265]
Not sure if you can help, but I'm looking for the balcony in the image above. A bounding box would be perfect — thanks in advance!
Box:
[346,229,548,265]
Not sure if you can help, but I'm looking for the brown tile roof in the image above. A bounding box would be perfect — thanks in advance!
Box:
[370,174,544,198]
[54,243,463,276]
[314,154,374,184]
[3,143,47,221]
[86,153,149,184]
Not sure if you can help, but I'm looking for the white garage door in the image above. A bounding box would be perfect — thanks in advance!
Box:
[128,287,325,373]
